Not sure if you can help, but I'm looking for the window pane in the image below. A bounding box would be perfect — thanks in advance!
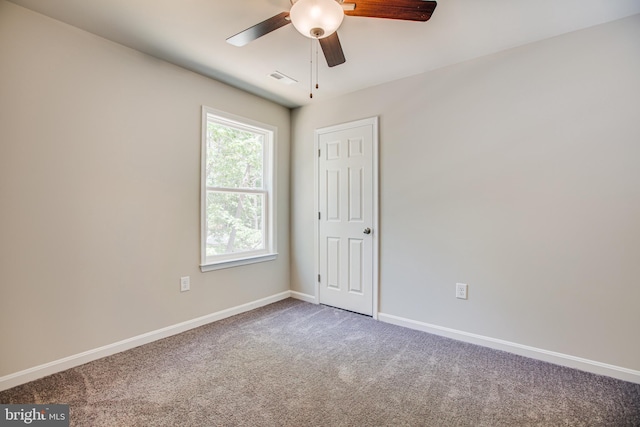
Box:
[201,107,276,270]
[206,191,265,256]
[206,121,264,189]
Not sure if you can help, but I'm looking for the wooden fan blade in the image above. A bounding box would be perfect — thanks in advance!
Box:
[319,32,346,67]
[344,0,436,22]
[227,12,291,47]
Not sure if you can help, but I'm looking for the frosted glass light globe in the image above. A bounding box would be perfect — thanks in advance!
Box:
[290,0,344,39]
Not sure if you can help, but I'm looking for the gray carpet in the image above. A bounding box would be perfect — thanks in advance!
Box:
[1,298,639,426]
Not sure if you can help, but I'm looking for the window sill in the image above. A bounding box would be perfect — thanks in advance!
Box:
[200,253,278,272]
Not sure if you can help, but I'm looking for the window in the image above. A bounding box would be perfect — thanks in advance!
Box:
[200,107,276,271]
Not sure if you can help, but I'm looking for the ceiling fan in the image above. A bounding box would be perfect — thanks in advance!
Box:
[227,0,437,68]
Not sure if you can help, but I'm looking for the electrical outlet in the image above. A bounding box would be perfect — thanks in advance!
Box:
[456,283,468,300]
[180,276,190,292]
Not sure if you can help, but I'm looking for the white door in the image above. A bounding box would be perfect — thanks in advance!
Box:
[316,117,378,316]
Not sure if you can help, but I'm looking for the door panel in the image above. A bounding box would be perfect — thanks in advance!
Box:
[348,238,363,294]
[327,237,340,289]
[318,121,375,315]
[349,167,363,221]
[326,169,340,220]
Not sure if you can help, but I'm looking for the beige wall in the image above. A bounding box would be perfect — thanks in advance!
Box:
[291,14,640,371]
[0,1,290,377]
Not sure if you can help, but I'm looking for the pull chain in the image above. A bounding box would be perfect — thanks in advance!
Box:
[309,38,321,99]
[309,38,313,98]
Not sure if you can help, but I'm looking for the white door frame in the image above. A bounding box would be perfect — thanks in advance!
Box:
[313,116,379,319]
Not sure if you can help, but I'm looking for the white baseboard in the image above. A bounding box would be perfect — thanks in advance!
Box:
[5,296,636,392]
[0,291,292,392]
[289,290,316,304]
[378,312,640,385]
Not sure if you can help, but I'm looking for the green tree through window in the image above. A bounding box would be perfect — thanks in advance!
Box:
[201,108,276,270]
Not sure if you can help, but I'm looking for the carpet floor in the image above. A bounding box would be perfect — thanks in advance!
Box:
[1,298,639,426]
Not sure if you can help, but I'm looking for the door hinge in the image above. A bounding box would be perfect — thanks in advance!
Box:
[318,212,321,220]
[318,274,321,282]
[318,149,321,157]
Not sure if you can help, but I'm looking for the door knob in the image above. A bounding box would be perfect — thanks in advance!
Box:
[363,227,372,235]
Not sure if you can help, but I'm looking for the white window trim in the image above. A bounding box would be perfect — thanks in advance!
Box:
[200,106,277,272]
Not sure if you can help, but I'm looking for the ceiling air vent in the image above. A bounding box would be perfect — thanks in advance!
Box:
[268,71,297,85]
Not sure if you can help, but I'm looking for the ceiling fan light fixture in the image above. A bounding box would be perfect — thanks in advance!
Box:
[290,0,344,39]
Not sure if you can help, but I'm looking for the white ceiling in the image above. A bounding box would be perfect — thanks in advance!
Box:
[9,0,640,108]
